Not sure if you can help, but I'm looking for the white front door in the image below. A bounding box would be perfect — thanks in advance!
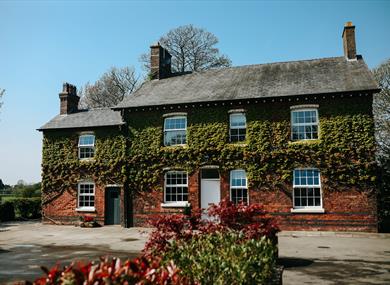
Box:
[200,169,220,218]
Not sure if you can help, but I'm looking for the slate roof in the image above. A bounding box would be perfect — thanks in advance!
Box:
[115,56,379,109]
[38,108,124,131]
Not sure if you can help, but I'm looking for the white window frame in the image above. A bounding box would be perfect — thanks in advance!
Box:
[162,171,189,207]
[291,108,319,141]
[229,113,247,142]
[291,168,324,213]
[230,169,249,204]
[77,182,95,211]
[78,134,95,159]
[163,116,187,146]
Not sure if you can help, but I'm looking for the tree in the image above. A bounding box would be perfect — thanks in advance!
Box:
[140,24,231,73]
[79,66,139,108]
[0,88,4,111]
[373,58,390,232]
[373,59,390,156]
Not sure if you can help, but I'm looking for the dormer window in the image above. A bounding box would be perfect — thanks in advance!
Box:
[229,113,246,142]
[164,116,187,146]
[78,134,95,159]
[291,108,319,140]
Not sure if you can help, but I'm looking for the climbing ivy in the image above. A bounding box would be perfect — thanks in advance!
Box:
[41,96,376,203]
[41,128,126,204]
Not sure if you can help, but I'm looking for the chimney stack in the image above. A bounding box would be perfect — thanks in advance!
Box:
[150,42,172,80]
[59,82,79,115]
[342,22,357,60]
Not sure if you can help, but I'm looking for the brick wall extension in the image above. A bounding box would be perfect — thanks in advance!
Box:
[132,171,377,232]
[42,184,106,225]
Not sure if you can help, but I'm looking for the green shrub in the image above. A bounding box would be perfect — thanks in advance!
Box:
[0,201,15,221]
[11,197,41,219]
[163,231,277,285]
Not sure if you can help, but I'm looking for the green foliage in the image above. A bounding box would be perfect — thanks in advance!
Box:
[163,231,277,285]
[41,128,127,204]
[41,97,376,200]
[126,98,376,192]
[11,197,41,219]
[0,201,15,221]
[12,182,41,198]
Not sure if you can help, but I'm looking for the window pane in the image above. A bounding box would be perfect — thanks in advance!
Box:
[164,117,186,130]
[78,183,95,208]
[230,113,246,127]
[79,135,95,146]
[291,109,318,141]
[165,171,188,202]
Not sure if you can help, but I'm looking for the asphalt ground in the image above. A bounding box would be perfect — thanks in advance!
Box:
[0,221,389,284]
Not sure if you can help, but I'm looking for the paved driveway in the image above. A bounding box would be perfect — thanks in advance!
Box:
[0,222,389,284]
[0,221,150,283]
[279,231,390,285]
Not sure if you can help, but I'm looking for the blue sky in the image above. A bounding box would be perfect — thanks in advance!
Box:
[0,0,389,185]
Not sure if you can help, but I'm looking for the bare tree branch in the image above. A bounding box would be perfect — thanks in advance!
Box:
[0,88,4,112]
[79,66,139,108]
[140,24,231,74]
[373,59,390,157]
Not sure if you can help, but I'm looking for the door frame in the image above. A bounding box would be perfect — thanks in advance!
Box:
[104,185,122,225]
[199,167,221,209]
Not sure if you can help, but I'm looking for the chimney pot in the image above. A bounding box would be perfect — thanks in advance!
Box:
[342,21,357,60]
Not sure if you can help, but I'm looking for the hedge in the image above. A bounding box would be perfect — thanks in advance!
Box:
[0,201,15,222]
[0,198,41,221]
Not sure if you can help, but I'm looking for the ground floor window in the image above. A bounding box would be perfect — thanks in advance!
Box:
[293,168,322,209]
[78,182,95,210]
[164,171,188,203]
[230,169,248,204]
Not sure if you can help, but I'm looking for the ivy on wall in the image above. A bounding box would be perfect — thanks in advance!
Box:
[41,96,376,204]
[41,128,126,204]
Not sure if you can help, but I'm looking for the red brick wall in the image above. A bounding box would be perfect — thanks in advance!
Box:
[42,184,106,225]
[132,171,377,232]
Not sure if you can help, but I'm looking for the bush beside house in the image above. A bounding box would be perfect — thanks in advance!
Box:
[31,200,282,284]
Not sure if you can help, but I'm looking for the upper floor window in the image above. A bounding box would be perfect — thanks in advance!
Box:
[164,116,187,146]
[78,134,95,159]
[164,171,188,203]
[291,109,319,140]
[293,168,322,209]
[77,182,95,211]
[230,113,246,142]
[230,169,248,204]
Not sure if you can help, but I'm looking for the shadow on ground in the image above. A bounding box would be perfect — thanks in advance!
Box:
[0,244,140,284]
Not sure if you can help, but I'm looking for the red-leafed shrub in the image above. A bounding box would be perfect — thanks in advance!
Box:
[83,215,94,223]
[33,256,194,285]
[144,199,279,255]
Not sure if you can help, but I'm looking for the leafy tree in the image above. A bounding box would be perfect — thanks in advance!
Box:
[79,66,139,108]
[140,24,231,73]
[373,58,390,231]
[0,179,4,190]
[13,182,41,198]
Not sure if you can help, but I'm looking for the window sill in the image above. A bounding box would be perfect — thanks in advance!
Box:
[229,143,247,147]
[161,202,190,208]
[290,208,325,214]
[289,139,321,145]
[76,207,96,212]
[163,144,187,148]
[79,158,95,162]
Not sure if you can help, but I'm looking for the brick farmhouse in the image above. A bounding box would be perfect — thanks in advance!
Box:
[39,23,380,232]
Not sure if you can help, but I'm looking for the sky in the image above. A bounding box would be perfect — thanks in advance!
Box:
[0,0,389,185]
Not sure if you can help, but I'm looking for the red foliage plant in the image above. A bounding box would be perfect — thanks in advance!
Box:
[82,215,94,223]
[32,256,194,285]
[144,199,279,255]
